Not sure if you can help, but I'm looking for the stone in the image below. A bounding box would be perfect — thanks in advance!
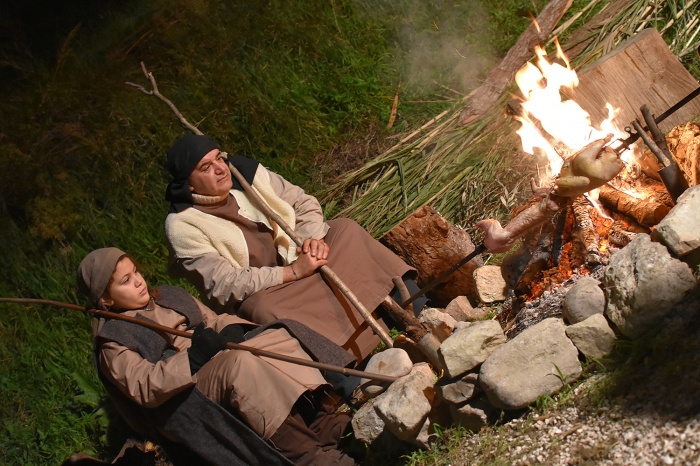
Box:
[359,348,414,398]
[411,400,453,449]
[652,184,700,257]
[479,318,582,410]
[445,295,489,321]
[351,397,385,444]
[604,234,696,338]
[473,265,508,303]
[562,276,606,324]
[450,396,498,432]
[454,321,473,331]
[565,314,617,359]
[393,335,430,365]
[438,320,506,378]
[418,307,457,342]
[383,206,483,304]
[436,372,482,405]
[411,362,438,382]
[374,365,435,441]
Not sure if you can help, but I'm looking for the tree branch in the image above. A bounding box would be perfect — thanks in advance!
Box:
[126,61,203,135]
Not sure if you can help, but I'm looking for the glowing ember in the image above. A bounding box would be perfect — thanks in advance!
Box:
[513,41,634,179]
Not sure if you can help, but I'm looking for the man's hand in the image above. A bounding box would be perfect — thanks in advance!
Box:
[282,239,331,283]
[297,238,330,260]
[292,249,328,278]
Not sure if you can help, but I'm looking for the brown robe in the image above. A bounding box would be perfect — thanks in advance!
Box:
[168,168,412,361]
[192,195,411,360]
[97,299,326,439]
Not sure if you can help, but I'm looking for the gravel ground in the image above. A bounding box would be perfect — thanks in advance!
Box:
[451,389,700,466]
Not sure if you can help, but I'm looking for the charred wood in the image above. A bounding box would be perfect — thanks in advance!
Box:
[571,197,600,265]
[607,221,635,248]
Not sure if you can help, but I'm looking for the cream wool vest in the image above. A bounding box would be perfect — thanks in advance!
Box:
[165,165,298,268]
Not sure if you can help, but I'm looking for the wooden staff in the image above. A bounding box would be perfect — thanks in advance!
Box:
[127,61,394,348]
[0,297,398,383]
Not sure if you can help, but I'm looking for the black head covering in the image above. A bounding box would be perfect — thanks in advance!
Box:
[165,134,219,213]
[165,134,260,213]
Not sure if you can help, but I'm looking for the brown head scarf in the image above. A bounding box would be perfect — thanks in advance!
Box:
[77,248,127,305]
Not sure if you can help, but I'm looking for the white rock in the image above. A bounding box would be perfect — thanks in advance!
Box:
[351,396,385,444]
[473,265,508,303]
[374,365,435,441]
[652,184,700,257]
[438,320,506,378]
[563,276,606,324]
[479,318,582,410]
[436,372,481,405]
[359,348,413,397]
[449,396,497,432]
[604,234,696,338]
[445,296,489,321]
[565,314,617,359]
[418,307,457,342]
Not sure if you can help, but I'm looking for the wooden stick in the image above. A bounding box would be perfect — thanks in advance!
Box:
[458,0,574,125]
[598,184,670,227]
[0,297,398,383]
[391,276,414,316]
[380,295,427,343]
[379,294,445,372]
[640,105,674,164]
[128,62,393,349]
[387,82,400,129]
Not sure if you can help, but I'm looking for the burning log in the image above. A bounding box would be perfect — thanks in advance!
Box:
[607,220,635,248]
[458,0,574,125]
[571,197,599,265]
[598,185,671,227]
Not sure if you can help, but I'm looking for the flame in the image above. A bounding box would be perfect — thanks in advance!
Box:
[514,42,632,178]
[585,190,612,220]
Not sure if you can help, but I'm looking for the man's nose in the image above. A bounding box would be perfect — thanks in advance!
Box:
[214,160,228,173]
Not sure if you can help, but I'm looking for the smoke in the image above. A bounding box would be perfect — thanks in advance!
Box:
[368,0,498,95]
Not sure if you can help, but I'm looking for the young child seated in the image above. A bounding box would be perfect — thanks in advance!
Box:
[77,247,355,465]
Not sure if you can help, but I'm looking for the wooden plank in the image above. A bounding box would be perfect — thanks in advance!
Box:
[562,28,700,133]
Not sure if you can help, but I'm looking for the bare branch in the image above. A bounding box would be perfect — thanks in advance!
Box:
[125,82,153,95]
[127,61,203,136]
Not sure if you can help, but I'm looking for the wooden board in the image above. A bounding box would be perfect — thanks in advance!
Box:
[562,28,700,133]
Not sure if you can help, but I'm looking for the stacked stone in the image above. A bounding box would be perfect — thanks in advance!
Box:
[353,186,700,449]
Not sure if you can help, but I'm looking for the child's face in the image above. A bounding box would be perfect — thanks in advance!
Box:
[104,257,151,310]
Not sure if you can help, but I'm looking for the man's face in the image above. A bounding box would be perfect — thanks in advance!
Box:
[188,149,233,196]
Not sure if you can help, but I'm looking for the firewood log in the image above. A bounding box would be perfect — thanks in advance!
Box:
[598,185,670,227]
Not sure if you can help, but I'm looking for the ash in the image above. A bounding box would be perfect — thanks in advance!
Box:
[500,265,607,340]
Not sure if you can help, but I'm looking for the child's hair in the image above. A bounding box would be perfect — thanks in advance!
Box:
[98,254,160,310]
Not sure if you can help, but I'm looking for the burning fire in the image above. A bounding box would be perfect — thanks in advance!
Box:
[514,41,635,180]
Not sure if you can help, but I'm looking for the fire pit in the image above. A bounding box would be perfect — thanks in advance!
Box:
[488,32,700,339]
